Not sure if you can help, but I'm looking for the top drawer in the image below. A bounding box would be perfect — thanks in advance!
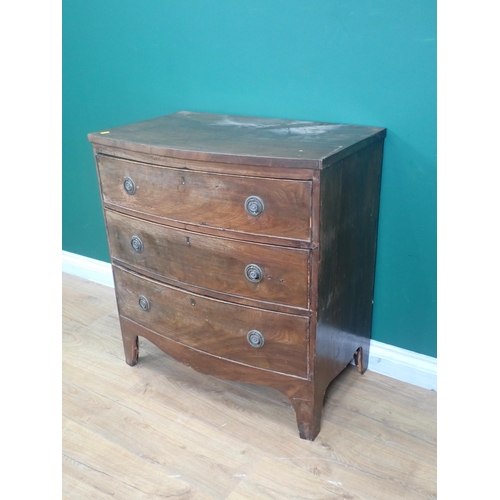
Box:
[96,155,312,242]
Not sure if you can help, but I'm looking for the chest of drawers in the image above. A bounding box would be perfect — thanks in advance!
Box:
[88,111,386,440]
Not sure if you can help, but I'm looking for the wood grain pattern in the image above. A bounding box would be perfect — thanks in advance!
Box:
[63,417,215,500]
[105,210,310,309]
[62,273,437,500]
[97,154,312,242]
[113,266,309,377]
[93,144,316,180]
[88,111,386,169]
[315,140,385,388]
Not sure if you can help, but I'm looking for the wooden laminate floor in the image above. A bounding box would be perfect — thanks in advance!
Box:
[62,273,437,499]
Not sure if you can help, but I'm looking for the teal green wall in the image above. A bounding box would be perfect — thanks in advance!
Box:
[63,1,436,357]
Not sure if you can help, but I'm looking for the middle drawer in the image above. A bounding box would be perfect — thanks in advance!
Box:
[105,210,310,310]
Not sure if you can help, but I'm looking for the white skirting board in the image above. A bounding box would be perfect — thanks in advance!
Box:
[62,250,437,391]
[62,250,114,288]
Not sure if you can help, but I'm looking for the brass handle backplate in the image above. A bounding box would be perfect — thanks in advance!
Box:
[245,264,263,283]
[245,196,264,216]
[124,176,136,195]
[247,330,265,348]
[130,235,144,253]
[138,295,150,311]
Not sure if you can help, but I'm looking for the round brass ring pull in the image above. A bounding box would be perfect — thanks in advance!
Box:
[247,330,265,348]
[245,264,263,283]
[138,295,150,311]
[245,196,264,216]
[131,235,144,253]
[123,176,136,195]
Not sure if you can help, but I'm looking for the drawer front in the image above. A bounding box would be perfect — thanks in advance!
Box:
[114,266,309,377]
[106,210,309,309]
[97,155,312,241]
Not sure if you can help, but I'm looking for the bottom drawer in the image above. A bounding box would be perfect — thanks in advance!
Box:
[113,266,309,378]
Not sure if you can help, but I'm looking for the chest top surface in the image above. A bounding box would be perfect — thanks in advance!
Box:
[88,111,386,169]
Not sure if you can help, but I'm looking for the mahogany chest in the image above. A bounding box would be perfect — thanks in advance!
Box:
[88,111,386,440]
